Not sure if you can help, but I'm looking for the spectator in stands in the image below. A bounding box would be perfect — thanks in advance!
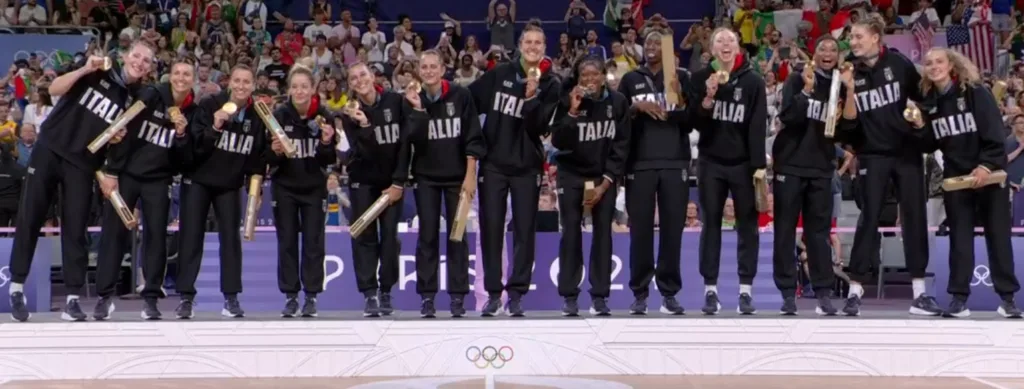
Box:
[15,124,33,167]
[439,12,463,48]
[303,8,332,44]
[275,19,303,63]
[686,202,702,228]
[722,198,736,229]
[202,3,235,45]
[622,28,643,63]
[0,142,22,227]
[459,35,484,66]
[362,17,387,63]
[195,64,221,99]
[609,41,636,79]
[907,0,941,28]
[453,53,482,87]
[387,26,415,58]
[22,90,51,129]
[1006,114,1024,189]
[18,0,47,27]
[585,30,607,60]
[682,24,709,71]
[264,47,288,84]
[240,0,268,33]
[0,0,16,26]
[564,0,594,47]
[246,17,272,57]
[311,34,331,69]
[52,0,82,27]
[733,0,757,55]
[0,103,14,147]
[412,33,426,57]
[332,9,360,64]
[487,0,516,54]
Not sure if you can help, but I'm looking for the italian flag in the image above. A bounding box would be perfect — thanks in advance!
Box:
[830,9,852,38]
[754,9,820,40]
[604,0,647,31]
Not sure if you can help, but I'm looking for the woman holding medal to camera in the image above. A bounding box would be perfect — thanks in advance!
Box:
[8,42,152,323]
[340,62,427,318]
[94,57,199,321]
[550,57,630,317]
[910,48,1022,318]
[397,50,485,318]
[265,64,338,318]
[175,65,269,320]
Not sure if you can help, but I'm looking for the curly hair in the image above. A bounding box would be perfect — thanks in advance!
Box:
[919,47,980,96]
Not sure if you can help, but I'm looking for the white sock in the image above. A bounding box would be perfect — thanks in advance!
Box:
[9,283,23,295]
[739,284,752,295]
[67,294,79,303]
[704,285,717,294]
[848,283,864,298]
[912,278,926,299]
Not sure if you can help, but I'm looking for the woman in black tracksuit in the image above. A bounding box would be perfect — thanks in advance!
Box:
[690,28,768,316]
[838,18,937,317]
[398,50,485,319]
[95,59,199,321]
[340,62,425,318]
[550,57,630,317]
[773,36,854,316]
[175,65,268,320]
[914,48,1022,319]
[267,64,338,318]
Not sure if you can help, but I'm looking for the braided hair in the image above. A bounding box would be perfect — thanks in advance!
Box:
[562,55,608,95]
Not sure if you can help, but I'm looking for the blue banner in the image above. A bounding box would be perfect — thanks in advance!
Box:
[0,237,57,313]
[0,34,91,71]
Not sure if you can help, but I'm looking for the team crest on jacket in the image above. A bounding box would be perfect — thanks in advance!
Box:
[733,88,742,102]
[242,120,251,133]
[383,109,393,122]
[884,67,893,81]
[957,98,966,111]
[606,104,613,118]
[284,125,294,133]
[446,102,455,116]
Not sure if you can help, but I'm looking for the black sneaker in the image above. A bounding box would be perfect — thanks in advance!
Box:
[590,297,611,316]
[943,296,970,318]
[420,297,436,318]
[561,297,579,317]
[363,295,380,317]
[481,296,501,317]
[909,295,942,316]
[175,298,195,319]
[450,296,466,318]
[998,298,1023,319]
[629,297,648,315]
[702,291,721,315]
[93,296,115,321]
[61,299,87,322]
[9,292,29,322]
[378,292,394,316]
[815,296,838,316]
[222,296,244,318]
[281,296,299,318]
[842,295,861,316]
[301,296,318,318]
[660,296,684,315]
[506,296,525,317]
[141,298,161,320]
[780,296,797,316]
[737,293,756,315]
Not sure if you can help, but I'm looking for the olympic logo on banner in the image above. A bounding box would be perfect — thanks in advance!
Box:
[323,256,344,290]
[12,50,68,69]
[971,265,992,287]
[0,266,9,288]
[465,345,514,369]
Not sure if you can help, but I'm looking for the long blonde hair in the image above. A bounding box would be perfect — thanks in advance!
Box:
[920,47,980,96]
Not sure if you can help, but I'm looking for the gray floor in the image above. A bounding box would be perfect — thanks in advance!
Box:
[17,296,1019,322]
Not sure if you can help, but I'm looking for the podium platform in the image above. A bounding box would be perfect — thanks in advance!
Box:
[1,310,1023,387]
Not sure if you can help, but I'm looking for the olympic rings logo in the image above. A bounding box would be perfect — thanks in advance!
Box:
[971,265,993,287]
[465,345,514,369]
[0,266,9,288]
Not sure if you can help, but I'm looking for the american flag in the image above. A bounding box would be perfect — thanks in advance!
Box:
[911,14,934,54]
[948,5,994,73]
